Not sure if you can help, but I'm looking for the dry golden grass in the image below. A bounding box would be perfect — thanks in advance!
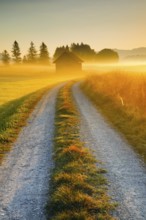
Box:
[83,63,146,74]
[82,71,146,161]
[84,72,146,115]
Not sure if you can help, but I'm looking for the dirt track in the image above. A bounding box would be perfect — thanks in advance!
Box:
[0,85,61,220]
[73,84,146,220]
[1,82,146,220]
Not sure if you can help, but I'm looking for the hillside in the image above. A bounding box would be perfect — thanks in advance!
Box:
[114,47,146,61]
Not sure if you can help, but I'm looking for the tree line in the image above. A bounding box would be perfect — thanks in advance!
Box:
[54,43,119,63]
[1,41,50,65]
[1,41,119,65]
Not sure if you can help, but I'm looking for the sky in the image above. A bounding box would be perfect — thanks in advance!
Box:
[0,0,146,56]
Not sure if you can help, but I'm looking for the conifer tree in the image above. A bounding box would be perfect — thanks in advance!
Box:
[1,50,11,65]
[39,42,50,64]
[22,56,27,64]
[27,41,37,63]
[11,41,21,63]
[53,46,66,60]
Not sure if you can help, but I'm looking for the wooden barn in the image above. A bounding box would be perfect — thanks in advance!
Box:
[53,51,83,73]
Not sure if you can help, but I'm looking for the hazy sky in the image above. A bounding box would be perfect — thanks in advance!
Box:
[0,0,146,56]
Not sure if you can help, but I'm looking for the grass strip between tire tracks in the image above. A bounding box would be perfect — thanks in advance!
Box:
[0,85,55,164]
[47,82,116,220]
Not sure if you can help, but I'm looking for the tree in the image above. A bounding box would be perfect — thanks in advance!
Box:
[39,42,50,64]
[22,56,27,64]
[11,41,21,63]
[70,43,97,62]
[96,49,119,63]
[1,50,11,65]
[53,46,68,60]
[27,41,37,63]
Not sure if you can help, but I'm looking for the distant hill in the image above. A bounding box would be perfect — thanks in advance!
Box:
[114,47,146,61]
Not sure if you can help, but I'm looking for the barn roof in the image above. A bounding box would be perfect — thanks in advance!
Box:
[53,51,83,63]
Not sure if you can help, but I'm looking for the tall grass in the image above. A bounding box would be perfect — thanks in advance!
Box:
[47,82,115,220]
[81,72,146,161]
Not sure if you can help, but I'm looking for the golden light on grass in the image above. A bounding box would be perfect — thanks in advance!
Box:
[0,65,85,164]
[83,63,146,74]
[47,82,115,219]
[82,69,146,161]
[0,65,85,105]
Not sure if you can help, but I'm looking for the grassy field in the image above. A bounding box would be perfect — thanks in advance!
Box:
[81,71,146,162]
[47,82,115,220]
[0,65,85,163]
[83,63,146,74]
[1,64,146,106]
[0,65,84,105]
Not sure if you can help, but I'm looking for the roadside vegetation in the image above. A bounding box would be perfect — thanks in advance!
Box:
[47,82,115,220]
[0,66,56,163]
[81,72,146,162]
[0,86,54,164]
[0,66,66,105]
[0,65,85,164]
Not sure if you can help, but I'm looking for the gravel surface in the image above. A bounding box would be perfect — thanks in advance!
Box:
[0,85,62,220]
[73,84,146,220]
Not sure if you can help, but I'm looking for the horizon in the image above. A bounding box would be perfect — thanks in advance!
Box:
[0,0,146,56]
[1,41,146,57]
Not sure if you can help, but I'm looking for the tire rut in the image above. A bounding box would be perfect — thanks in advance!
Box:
[0,85,62,220]
[72,83,146,220]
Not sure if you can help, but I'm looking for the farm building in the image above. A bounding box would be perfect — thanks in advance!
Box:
[53,51,83,73]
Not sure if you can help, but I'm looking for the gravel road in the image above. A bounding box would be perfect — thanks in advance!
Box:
[73,84,146,220]
[0,85,62,220]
